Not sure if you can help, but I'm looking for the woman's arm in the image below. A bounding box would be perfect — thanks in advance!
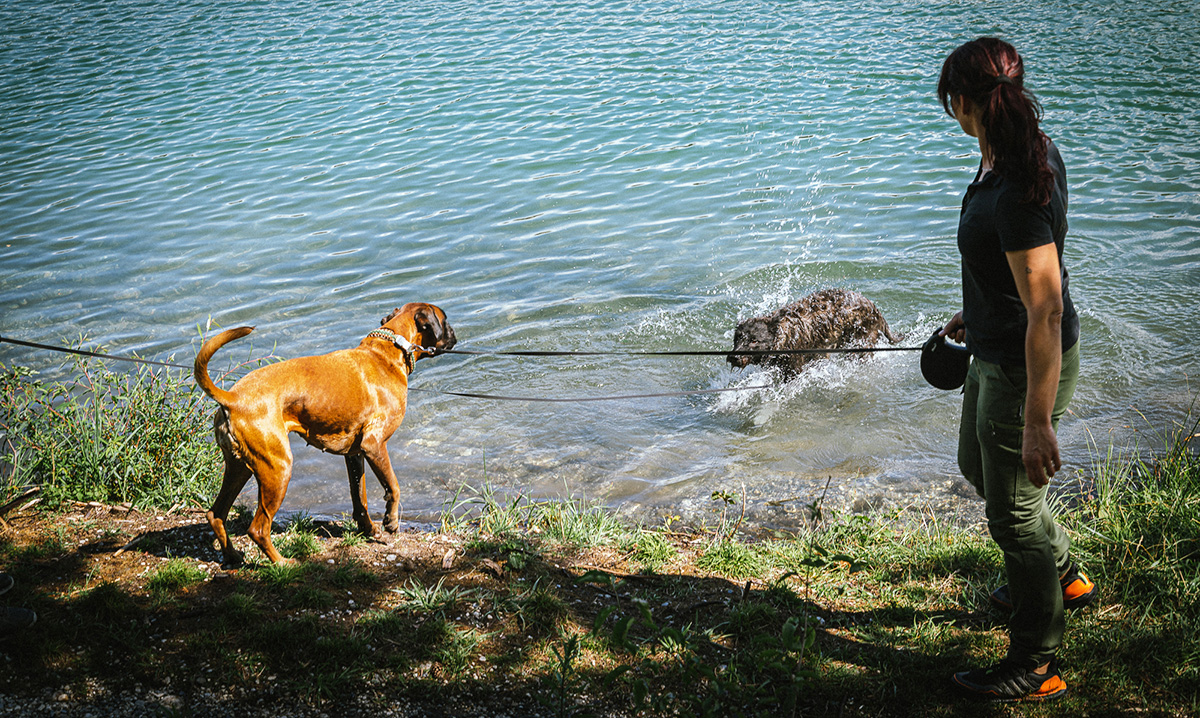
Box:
[1006,242,1065,487]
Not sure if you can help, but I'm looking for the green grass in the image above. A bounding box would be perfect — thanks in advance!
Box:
[528,495,626,548]
[1054,413,1200,710]
[1,357,221,509]
[512,582,571,634]
[392,576,476,616]
[145,558,208,594]
[696,537,770,579]
[443,477,625,550]
[626,529,679,572]
[1,341,281,510]
[276,514,323,560]
[256,559,312,588]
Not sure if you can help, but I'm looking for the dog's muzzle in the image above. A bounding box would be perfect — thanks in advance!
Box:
[727,350,752,368]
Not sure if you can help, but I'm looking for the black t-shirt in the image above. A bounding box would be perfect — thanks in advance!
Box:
[957,140,1080,366]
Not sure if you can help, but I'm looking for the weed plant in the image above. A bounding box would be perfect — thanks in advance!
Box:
[625,530,679,572]
[528,496,625,548]
[696,537,769,579]
[145,558,208,595]
[276,514,322,560]
[1,354,223,509]
[512,581,570,634]
[444,479,624,549]
[1,339,278,510]
[392,576,476,616]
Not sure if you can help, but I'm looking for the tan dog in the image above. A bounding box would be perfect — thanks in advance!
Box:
[193,303,456,566]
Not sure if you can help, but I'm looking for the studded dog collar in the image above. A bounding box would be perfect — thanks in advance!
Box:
[366,328,417,373]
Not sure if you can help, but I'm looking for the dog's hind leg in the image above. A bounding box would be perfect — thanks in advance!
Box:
[207,455,252,568]
[245,437,294,564]
[344,454,378,537]
[207,411,253,568]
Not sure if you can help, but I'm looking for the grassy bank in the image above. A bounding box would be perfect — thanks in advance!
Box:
[1,357,1198,717]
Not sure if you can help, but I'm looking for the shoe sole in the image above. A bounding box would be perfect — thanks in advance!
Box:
[951,674,1068,702]
[988,686,1068,703]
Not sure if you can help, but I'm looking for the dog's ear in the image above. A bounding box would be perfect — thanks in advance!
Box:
[414,306,444,342]
[381,308,402,327]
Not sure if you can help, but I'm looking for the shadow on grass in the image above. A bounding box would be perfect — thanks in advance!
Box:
[3,511,1163,718]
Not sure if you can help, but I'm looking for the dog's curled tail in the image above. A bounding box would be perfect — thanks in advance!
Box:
[194,326,255,407]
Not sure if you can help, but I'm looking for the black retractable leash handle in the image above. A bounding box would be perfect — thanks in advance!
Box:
[920,329,972,390]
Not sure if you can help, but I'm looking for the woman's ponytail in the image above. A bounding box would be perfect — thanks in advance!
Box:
[937,38,1054,205]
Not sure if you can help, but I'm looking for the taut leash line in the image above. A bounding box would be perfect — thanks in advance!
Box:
[440,345,924,358]
[0,334,193,370]
[2,332,947,401]
[408,383,774,403]
[0,333,776,402]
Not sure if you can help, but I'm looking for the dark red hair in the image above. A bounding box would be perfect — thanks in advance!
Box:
[937,37,1053,205]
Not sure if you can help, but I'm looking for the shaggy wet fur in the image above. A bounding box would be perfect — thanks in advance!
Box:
[728,288,900,377]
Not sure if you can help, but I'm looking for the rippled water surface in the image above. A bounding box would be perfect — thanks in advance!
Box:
[3,0,1198,526]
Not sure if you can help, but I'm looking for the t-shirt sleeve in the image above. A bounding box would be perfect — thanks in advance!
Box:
[994,189,1055,253]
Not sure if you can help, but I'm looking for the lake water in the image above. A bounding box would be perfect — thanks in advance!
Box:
[2,0,1198,528]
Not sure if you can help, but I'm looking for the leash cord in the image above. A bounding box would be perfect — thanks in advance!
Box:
[439,345,923,357]
[0,334,193,370]
[0,333,924,403]
[408,384,774,403]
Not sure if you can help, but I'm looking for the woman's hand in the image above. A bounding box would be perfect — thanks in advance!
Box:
[1023,423,1061,488]
[940,311,967,343]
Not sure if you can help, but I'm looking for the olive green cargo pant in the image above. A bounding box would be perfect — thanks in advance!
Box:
[958,341,1080,667]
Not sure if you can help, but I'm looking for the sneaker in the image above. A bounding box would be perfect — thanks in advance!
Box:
[0,606,37,635]
[952,657,1068,702]
[0,573,13,596]
[990,562,1097,612]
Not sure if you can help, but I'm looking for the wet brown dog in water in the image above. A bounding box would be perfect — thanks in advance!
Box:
[193,303,456,566]
[728,288,899,378]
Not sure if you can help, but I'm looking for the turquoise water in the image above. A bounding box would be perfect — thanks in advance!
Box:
[3,0,1198,526]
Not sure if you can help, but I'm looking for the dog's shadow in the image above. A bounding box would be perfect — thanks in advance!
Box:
[101,517,234,563]
[102,512,374,564]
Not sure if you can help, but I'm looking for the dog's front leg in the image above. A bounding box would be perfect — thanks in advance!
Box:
[345,454,378,536]
[362,446,402,534]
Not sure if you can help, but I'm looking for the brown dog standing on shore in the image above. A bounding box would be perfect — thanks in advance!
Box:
[728,288,899,378]
[193,302,456,566]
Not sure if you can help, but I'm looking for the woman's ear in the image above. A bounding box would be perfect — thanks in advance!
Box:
[951,94,966,117]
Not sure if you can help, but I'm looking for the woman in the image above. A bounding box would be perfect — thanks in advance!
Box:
[936,37,1096,702]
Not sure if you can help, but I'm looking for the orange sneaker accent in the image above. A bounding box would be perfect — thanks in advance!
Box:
[1062,570,1096,604]
[989,562,1098,611]
[1029,672,1068,700]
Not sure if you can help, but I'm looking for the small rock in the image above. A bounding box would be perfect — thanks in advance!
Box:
[478,558,504,578]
